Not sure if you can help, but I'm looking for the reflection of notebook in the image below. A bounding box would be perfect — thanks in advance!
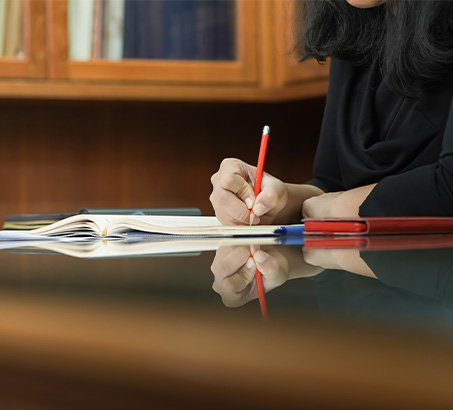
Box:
[303,217,453,235]
[8,237,280,259]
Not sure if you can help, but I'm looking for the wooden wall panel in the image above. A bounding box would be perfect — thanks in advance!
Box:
[0,98,325,223]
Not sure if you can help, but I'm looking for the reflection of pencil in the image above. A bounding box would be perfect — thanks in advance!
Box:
[251,126,270,321]
[252,250,268,321]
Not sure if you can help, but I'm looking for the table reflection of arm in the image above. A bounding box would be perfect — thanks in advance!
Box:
[360,249,453,306]
[211,245,323,307]
[303,248,376,279]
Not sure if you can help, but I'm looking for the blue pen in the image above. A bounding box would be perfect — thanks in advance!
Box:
[274,224,305,236]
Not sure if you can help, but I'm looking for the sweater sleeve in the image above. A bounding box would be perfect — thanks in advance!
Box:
[360,96,453,216]
[305,59,345,193]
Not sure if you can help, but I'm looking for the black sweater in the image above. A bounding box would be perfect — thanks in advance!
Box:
[307,57,453,216]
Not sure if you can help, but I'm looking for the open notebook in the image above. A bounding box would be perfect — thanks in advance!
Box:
[20,214,302,239]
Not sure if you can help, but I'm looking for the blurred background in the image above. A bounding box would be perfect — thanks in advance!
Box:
[0,0,328,221]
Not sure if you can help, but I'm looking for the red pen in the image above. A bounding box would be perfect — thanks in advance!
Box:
[251,125,270,321]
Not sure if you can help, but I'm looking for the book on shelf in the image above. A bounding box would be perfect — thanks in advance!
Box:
[215,0,236,60]
[123,0,166,60]
[3,0,23,58]
[142,0,163,59]
[0,0,6,56]
[120,0,235,61]
[92,0,103,59]
[122,0,138,58]
[68,0,95,61]
[102,0,125,60]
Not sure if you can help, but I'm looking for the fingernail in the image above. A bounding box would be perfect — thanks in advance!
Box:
[253,203,267,216]
[250,212,260,226]
[245,257,255,270]
[245,197,254,209]
[253,250,268,263]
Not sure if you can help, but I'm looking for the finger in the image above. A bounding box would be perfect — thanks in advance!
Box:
[217,172,256,210]
[213,159,257,207]
[210,188,252,225]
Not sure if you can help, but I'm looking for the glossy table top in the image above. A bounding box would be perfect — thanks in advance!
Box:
[0,235,452,409]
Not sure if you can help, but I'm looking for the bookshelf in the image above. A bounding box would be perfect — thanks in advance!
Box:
[0,0,329,102]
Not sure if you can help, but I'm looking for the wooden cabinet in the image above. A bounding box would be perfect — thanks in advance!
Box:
[0,0,329,101]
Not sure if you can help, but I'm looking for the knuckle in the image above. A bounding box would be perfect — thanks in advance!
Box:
[220,173,236,190]
[209,191,217,206]
[210,172,218,185]
[220,157,235,167]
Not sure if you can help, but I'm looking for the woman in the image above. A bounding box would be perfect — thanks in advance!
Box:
[210,0,453,225]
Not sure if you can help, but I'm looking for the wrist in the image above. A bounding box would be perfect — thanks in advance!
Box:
[274,183,324,224]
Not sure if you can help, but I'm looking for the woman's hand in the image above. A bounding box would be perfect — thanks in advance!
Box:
[302,184,377,218]
[210,158,288,225]
[302,191,343,218]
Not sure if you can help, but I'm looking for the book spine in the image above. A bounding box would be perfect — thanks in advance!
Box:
[92,0,103,59]
[216,0,236,60]
[0,0,6,56]
[180,0,198,60]
[4,0,23,58]
[163,0,185,60]
[197,0,216,60]
[68,0,95,61]
[143,0,163,59]
[122,0,136,58]
[135,0,146,59]
[102,0,125,60]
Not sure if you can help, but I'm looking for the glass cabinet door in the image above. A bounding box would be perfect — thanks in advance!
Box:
[68,0,236,62]
[0,0,45,78]
[49,0,256,84]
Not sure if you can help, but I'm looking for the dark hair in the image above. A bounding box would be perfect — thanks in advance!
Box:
[296,0,453,97]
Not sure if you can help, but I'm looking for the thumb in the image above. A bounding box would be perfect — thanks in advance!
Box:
[252,189,280,217]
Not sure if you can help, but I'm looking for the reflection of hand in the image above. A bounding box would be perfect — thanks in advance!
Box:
[211,245,289,307]
[303,248,376,278]
[210,158,288,225]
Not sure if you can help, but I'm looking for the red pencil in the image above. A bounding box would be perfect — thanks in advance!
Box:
[251,125,270,321]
